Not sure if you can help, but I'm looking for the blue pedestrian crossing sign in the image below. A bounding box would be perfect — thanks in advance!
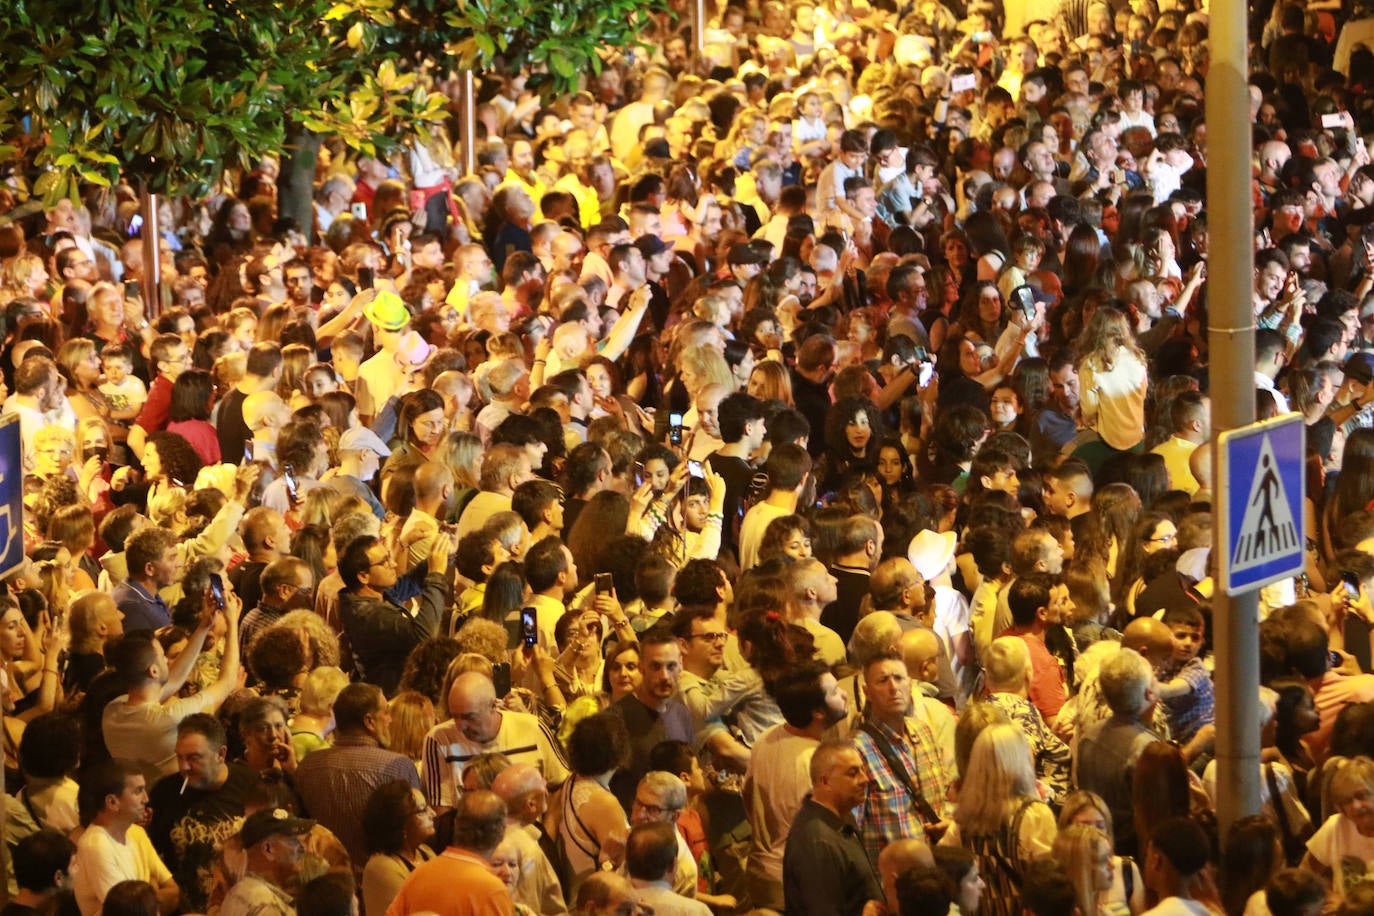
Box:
[1218,412,1305,595]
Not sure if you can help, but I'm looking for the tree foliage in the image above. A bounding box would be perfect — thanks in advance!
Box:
[0,0,662,203]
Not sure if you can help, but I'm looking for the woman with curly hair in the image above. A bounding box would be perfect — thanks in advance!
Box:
[553,712,631,898]
[817,396,886,495]
[273,609,342,669]
[398,637,463,710]
[142,430,204,504]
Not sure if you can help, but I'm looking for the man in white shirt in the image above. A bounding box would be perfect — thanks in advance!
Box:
[72,760,179,916]
[743,661,847,910]
[421,672,569,809]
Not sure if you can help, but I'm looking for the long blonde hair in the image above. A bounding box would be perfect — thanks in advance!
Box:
[677,343,734,398]
[953,722,1040,836]
[1076,305,1145,373]
[1053,824,1113,916]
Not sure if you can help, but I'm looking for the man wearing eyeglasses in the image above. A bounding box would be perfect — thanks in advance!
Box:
[337,533,452,697]
[239,557,314,649]
[622,772,701,901]
[126,334,192,461]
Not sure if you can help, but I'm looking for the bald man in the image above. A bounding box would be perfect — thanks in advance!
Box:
[1123,616,1176,670]
[872,558,957,701]
[878,839,933,916]
[1052,617,1177,746]
[400,462,454,567]
[421,671,570,809]
[984,636,1071,798]
[491,764,568,915]
[898,628,957,775]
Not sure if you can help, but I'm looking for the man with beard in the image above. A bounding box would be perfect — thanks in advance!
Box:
[743,662,848,910]
[294,683,421,867]
[148,715,263,913]
[1029,347,1081,466]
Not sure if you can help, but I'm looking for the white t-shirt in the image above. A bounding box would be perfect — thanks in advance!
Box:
[744,725,818,891]
[1307,812,1374,898]
[72,824,172,916]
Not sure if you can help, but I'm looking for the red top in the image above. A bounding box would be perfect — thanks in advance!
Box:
[134,374,173,433]
[1004,625,1068,722]
[166,419,221,466]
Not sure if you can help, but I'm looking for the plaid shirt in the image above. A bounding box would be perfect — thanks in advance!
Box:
[853,716,953,864]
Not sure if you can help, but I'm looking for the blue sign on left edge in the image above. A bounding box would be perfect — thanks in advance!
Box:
[1218,412,1305,595]
[0,414,24,578]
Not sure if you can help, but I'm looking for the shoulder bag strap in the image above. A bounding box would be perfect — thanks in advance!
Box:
[1265,763,1297,850]
[560,775,601,861]
[857,721,941,824]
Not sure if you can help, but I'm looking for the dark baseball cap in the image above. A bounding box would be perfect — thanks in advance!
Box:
[728,242,769,266]
[634,234,671,258]
[240,808,315,848]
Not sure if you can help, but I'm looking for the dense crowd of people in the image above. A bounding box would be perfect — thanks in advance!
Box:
[5,0,1374,914]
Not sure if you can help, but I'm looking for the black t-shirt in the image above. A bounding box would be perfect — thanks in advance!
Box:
[790,370,832,459]
[707,452,756,555]
[216,388,251,464]
[148,763,263,913]
[230,560,267,617]
[821,568,872,646]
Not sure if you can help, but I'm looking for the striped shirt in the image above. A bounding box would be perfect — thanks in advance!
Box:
[421,711,570,808]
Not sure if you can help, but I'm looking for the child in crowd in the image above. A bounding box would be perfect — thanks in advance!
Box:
[1156,604,1215,747]
[649,740,737,911]
[98,344,146,422]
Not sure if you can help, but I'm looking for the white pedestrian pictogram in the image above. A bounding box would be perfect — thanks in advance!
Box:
[1230,435,1298,572]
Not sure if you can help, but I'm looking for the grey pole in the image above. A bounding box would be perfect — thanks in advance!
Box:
[458,70,477,177]
[1207,0,1262,837]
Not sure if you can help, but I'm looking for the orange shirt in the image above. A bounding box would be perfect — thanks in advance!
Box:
[385,848,513,916]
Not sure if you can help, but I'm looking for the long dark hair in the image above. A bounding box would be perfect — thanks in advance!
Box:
[362,780,426,856]
[168,369,214,423]
[396,389,445,449]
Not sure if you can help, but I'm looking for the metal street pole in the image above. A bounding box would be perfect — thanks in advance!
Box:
[458,70,477,176]
[693,0,707,67]
[1207,0,1261,837]
[141,190,162,319]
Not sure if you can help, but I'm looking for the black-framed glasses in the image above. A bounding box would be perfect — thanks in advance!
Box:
[689,632,728,644]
